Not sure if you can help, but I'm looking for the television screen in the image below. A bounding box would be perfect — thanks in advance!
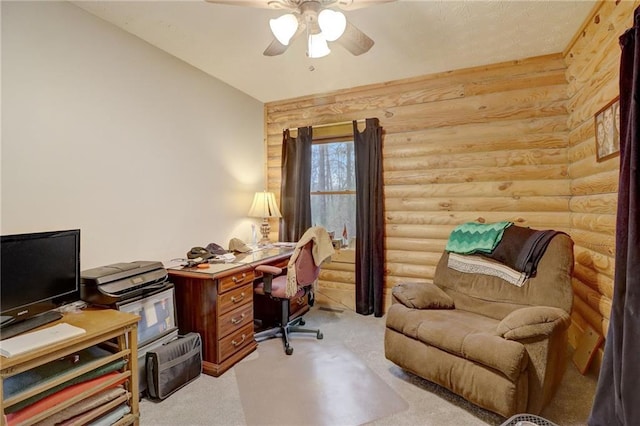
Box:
[1,229,80,327]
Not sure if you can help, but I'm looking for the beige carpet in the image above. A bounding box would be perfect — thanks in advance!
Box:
[139,301,597,426]
[235,338,409,426]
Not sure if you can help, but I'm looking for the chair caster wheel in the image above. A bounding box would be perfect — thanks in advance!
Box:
[285,346,294,355]
[317,332,323,339]
[299,319,306,326]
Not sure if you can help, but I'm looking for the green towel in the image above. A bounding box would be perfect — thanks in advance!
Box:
[445,221,512,254]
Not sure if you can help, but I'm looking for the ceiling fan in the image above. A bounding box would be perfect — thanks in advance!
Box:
[205,0,395,58]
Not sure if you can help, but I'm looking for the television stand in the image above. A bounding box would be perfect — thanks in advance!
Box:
[0,310,63,340]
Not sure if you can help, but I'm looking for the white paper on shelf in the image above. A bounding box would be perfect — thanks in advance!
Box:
[0,323,86,358]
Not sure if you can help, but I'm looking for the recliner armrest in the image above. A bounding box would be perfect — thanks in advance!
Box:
[392,282,454,309]
[497,306,570,340]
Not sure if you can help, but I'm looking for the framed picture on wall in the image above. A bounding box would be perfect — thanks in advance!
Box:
[594,97,620,162]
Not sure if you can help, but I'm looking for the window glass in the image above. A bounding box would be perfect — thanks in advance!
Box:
[311,141,356,242]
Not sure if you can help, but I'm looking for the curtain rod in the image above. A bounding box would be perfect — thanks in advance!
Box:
[287,119,366,131]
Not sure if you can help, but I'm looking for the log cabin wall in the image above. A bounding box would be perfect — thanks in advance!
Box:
[563,0,639,369]
[265,53,572,310]
[264,2,638,362]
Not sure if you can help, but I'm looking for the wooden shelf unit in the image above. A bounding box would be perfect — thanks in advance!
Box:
[0,309,140,426]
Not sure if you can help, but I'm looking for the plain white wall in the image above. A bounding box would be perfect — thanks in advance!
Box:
[1,1,265,269]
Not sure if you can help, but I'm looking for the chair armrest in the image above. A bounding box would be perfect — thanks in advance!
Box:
[497,306,570,340]
[391,282,454,309]
[256,265,282,276]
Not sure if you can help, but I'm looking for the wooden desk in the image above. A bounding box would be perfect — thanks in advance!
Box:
[167,247,293,377]
[0,309,140,426]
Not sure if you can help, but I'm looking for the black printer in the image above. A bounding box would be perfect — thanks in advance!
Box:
[81,261,170,306]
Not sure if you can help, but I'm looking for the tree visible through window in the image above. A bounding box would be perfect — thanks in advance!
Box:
[310,140,356,243]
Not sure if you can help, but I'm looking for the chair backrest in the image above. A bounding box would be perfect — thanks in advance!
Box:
[295,241,320,286]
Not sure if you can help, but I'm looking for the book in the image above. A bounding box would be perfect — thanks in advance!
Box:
[0,323,86,358]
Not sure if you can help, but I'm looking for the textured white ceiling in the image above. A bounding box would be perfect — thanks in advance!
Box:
[72,0,597,103]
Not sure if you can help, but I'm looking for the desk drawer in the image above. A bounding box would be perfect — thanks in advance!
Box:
[219,322,254,361]
[219,268,255,293]
[218,282,252,314]
[218,303,253,338]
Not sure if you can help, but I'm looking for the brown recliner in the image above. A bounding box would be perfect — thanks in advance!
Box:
[384,233,574,418]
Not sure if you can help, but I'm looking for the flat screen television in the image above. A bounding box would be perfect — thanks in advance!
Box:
[1,229,81,336]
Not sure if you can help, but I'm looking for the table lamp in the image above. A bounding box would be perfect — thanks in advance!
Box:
[248,191,282,245]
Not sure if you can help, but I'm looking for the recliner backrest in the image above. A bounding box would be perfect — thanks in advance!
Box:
[433,233,574,320]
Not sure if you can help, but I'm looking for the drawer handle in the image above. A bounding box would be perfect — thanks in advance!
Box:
[230,313,246,325]
[231,292,245,303]
[232,334,246,347]
[232,272,247,283]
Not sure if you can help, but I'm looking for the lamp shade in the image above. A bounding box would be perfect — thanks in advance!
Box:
[248,191,282,218]
[269,13,299,45]
[307,33,331,58]
[318,9,347,42]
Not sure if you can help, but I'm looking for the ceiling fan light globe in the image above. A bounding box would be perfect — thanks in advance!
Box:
[318,9,346,41]
[307,33,331,58]
[269,13,298,45]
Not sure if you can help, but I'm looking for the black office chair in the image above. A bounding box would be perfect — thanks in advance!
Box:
[253,227,333,355]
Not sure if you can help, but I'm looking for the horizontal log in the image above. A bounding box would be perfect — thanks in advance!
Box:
[382,116,569,147]
[385,180,571,198]
[385,263,435,280]
[569,194,618,215]
[322,262,355,272]
[386,249,443,266]
[318,270,355,285]
[572,294,607,338]
[385,237,447,253]
[570,169,619,196]
[385,133,568,158]
[386,196,569,213]
[568,149,619,180]
[572,228,616,257]
[572,277,613,320]
[574,246,615,278]
[570,212,616,233]
[464,68,568,96]
[385,276,432,287]
[384,148,567,172]
[385,164,568,185]
[385,224,454,240]
[573,264,614,301]
[568,118,595,149]
[385,211,571,228]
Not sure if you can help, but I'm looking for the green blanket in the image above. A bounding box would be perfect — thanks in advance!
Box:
[445,221,512,254]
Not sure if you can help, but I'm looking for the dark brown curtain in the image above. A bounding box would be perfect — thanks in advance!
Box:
[279,127,312,242]
[353,118,384,316]
[589,7,640,426]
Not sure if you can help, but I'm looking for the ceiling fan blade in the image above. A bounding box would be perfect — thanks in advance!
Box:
[334,0,396,11]
[335,21,374,55]
[263,38,289,56]
[263,21,305,56]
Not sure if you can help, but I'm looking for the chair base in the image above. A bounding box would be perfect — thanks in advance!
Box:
[255,315,323,355]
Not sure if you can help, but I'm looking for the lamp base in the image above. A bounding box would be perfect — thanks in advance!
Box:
[259,218,272,246]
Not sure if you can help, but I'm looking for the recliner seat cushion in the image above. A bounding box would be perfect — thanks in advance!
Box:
[387,304,528,381]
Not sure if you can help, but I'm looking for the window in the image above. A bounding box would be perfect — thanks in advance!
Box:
[310,139,356,243]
